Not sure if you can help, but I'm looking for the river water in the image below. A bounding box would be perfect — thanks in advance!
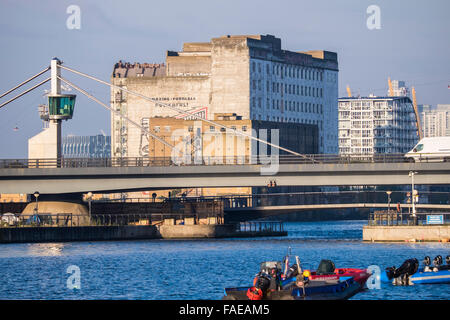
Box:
[0,220,448,300]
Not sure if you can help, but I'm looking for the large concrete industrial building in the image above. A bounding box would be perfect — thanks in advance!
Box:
[110,34,339,158]
[109,34,337,198]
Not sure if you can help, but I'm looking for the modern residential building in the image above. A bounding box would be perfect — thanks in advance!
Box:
[62,134,111,158]
[420,104,450,137]
[338,96,418,155]
[110,34,339,157]
[390,80,410,97]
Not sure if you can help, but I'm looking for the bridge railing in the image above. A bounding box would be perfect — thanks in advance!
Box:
[0,213,156,227]
[0,212,227,228]
[238,221,285,233]
[0,153,421,169]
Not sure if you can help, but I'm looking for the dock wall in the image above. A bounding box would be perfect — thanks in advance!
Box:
[0,225,159,243]
[363,225,450,242]
[0,224,286,243]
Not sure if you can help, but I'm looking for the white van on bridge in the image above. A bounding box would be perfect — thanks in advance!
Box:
[405,137,450,162]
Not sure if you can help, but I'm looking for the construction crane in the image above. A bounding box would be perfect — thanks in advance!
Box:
[388,77,394,96]
[346,85,352,97]
[411,87,423,140]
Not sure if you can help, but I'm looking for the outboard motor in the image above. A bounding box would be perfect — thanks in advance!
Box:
[385,258,419,286]
[255,273,271,291]
[433,255,443,272]
[441,256,450,271]
[433,255,443,266]
[423,256,432,272]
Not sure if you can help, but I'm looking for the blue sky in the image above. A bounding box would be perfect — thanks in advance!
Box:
[0,0,449,158]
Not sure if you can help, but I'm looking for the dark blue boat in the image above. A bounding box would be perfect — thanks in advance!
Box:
[223,259,361,300]
[381,255,450,285]
[223,278,360,300]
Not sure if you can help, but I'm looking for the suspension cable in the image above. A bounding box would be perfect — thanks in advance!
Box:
[58,76,174,149]
[58,64,311,160]
[0,77,51,110]
[0,67,50,100]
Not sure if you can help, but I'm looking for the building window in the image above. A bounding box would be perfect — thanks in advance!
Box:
[210,126,215,132]
[154,126,160,133]
[242,125,247,132]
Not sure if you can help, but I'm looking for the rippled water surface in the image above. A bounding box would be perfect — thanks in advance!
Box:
[0,220,448,300]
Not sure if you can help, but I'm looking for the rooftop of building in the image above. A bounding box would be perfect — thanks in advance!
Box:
[112,60,166,78]
[112,34,338,78]
[339,96,412,102]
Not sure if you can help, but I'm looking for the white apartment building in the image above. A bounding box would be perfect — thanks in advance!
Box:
[338,96,418,155]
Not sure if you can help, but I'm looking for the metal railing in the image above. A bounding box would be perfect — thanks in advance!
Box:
[0,153,436,169]
[90,190,450,212]
[238,221,285,233]
[0,212,225,228]
[0,213,154,227]
[368,211,450,226]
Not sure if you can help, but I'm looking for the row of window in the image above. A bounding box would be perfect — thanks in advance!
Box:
[252,79,324,98]
[251,60,324,82]
[252,97,324,114]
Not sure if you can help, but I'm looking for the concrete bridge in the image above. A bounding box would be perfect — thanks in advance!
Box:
[223,202,450,222]
[1,161,450,194]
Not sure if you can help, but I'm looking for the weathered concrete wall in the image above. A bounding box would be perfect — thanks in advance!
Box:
[210,37,250,119]
[28,120,61,161]
[111,76,211,158]
[159,224,235,238]
[159,224,286,239]
[0,225,159,243]
[363,225,450,242]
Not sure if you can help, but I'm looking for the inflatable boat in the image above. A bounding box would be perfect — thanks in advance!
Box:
[381,255,450,285]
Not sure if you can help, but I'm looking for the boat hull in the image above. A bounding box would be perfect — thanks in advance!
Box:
[380,268,450,284]
[223,278,360,301]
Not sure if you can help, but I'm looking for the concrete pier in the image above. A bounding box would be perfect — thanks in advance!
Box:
[363,225,450,242]
[0,223,286,243]
[159,224,286,239]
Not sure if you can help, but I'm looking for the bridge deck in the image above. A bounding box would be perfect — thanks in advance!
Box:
[1,161,449,194]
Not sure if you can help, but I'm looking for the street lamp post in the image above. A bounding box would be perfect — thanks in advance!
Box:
[386,191,392,214]
[33,191,40,214]
[409,171,418,225]
[87,192,93,224]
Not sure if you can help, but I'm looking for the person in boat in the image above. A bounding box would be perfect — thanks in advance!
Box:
[268,267,282,291]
